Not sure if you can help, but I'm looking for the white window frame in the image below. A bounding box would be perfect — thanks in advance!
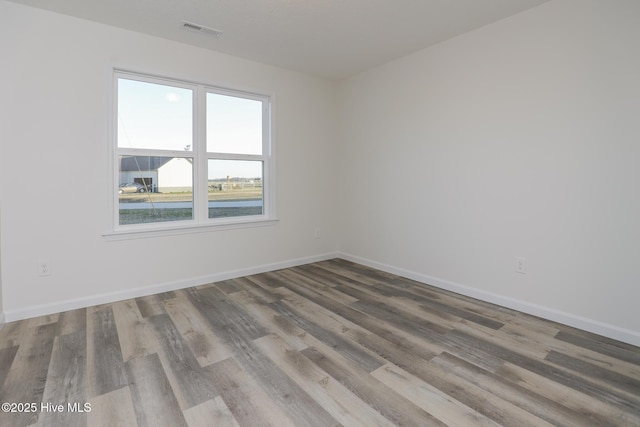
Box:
[107,70,276,238]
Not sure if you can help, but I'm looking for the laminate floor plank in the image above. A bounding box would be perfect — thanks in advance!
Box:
[342,320,552,426]
[0,345,19,389]
[187,285,340,427]
[86,307,127,398]
[229,276,280,303]
[269,272,452,360]
[451,321,552,363]
[0,323,56,427]
[0,321,26,350]
[163,293,233,366]
[496,361,639,426]
[254,333,394,427]
[494,317,640,381]
[111,300,157,362]
[243,271,285,289]
[335,276,506,342]
[55,309,87,337]
[269,299,385,373]
[124,354,188,427]
[183,396,241,427]
[313,259,392,287]
[446,329,640,416]
[39,330,87,427]
[502,311,561,337]
[371,362,504,427]
[350,298,449,337]
[319,260,518,324]
[228,290,309,351]
[87,386,138,427]
[388,287,505,331]
[203,357,297,427]
[272,283,384,342]
[555,322,640,352]
[345,318,442,366]
[430,351,595,427]
[214,279,242,295]
[1,258,638,427]
[278,268,361,304]
[313,259,422,291]
[544,337,640,379]
[231,274,287,300]
[25,313,59,329]
[271,269,448,357]
[222,324,340,427]
[148,314,218,409]
[544,349,640,399]
[134,295,166,318]
[265,271,359,315]
[348,298,509,373]
[302,346,446,426]
[328,274,456,322]
[305,263,505,331]
[405,283,519,325]
[554,330,640,365]
[186,287,267,342]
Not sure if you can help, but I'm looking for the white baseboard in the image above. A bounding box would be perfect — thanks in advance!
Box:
[338,252,640,347]
[3,252,340,323]
[6,250,639,348]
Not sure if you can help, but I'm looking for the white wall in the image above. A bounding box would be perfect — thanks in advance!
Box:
[338,0,640,345]
[0,1,339,319]
[2,0,639,346]
[0,203,4,325]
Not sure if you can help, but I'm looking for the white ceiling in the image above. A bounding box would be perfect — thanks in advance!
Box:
[8,0,550,80]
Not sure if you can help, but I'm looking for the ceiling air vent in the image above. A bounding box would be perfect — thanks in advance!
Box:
[181,21,223,38]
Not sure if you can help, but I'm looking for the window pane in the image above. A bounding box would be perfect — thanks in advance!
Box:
[207,93,262,155]
[118,79,193,151]
[118,155,193,225]
[208,160,263,218]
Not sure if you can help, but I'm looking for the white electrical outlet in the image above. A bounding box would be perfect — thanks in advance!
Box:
[38,260,52,276]
[515,257,526,274]
[314,228,321,239]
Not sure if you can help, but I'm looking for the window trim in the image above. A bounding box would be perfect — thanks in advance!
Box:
[108,70,276,237]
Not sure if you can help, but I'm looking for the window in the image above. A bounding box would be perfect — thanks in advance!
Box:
[113,71,273,232]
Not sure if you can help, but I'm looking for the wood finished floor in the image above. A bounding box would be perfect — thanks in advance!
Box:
[0,259,639,427]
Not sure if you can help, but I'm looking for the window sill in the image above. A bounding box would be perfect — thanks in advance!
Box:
[103,217,279,241]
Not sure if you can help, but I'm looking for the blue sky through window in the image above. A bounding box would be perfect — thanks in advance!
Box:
[118,78,264,180]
